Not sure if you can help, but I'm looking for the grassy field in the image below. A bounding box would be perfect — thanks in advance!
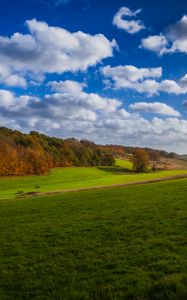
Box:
[0,159,187,200]
[0,179,187,299]
[115,158,133,169]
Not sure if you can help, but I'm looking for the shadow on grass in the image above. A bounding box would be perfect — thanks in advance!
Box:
[97,166,135,175]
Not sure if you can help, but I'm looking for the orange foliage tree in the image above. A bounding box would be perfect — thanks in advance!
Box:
[132,149,149,173]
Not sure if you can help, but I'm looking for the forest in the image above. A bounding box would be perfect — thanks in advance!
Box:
[0,127,116,175]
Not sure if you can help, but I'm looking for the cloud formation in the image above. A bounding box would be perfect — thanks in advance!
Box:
[0,19,116,87]
[0,81,187,153]
[102,65,187,96]
[0,11,186,153]
[129,102,180,117]
[0,64,27,88]
[141,15,187,55]
[113,6,145,34]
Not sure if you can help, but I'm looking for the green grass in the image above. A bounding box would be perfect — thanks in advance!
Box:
[0,159,187,199]
[115,158,133,169]
[0,179,187,299]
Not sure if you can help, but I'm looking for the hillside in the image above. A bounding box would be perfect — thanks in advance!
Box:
[0,127,115,176]
[0,158,187,200]
[0,127,180,176]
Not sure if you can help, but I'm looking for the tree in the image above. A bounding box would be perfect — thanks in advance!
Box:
[149,151,160,172]
[101,153,116,166]
[132,149,149,173]
[0,140,20,175]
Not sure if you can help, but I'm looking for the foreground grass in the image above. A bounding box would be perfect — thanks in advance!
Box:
[0,159,187,199]
[0,179,187,299]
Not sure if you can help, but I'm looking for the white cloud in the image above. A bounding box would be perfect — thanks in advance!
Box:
[102,65,162,83]
[129,102,180,117]
[47,80,86,94]
[141,35,169,56]
[0,19,117,87]
[0,82,187,153]
[113,6,145,34]
[0,81,124,125]
[141,15,187,55]
[0,83,128,139]
[0,64,27,88]
[102,64,187,96]
[159,80,184,94]
[168,17,187,39]
[0,90,16,107]
[47,80,122,113]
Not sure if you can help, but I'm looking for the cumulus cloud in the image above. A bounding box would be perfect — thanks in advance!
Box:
[141,15,187,55]
[0,81,186,153]
[47,80,86,94]
[96,116,187,153]
[141,35,169,56]
[0,81,125,127]
[102,65,162,83]
[0,19,116,87]
[102,64,187,96]
[129,102,180,117]
[0,64,27,88]
[46,80,122,113]
[113,6,145,34]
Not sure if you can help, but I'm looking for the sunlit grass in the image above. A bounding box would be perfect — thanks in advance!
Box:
[0,179,187,299]
[0,159,187,199]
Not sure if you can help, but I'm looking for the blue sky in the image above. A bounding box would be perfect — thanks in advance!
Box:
[0,0,187,153]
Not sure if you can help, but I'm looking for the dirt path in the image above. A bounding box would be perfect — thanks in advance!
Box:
[32,173,187,198]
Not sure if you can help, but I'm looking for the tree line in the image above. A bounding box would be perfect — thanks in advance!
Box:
[0,127,177,176]
[0,128,115,176]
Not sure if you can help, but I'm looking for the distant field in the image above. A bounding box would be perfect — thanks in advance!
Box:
[0,179,187,299]
[115,158,133,169]
[0,159,187,200]
[160,157,187,170]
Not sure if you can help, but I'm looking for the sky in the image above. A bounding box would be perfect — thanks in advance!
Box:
[0,0,187,153]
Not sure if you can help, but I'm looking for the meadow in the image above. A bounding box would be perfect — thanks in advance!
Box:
[0,179,187,299]
[0,159,187,200]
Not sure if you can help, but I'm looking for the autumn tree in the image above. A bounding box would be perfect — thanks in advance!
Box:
[0,140,20,175]
[132,149,149,173]
[149,151,160,172]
